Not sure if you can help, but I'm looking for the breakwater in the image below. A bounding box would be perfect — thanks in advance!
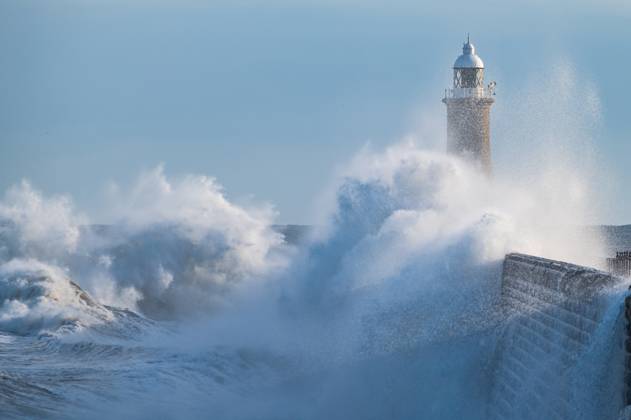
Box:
[489,253,629,419]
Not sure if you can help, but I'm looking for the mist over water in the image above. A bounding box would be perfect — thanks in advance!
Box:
[0,65,627,419]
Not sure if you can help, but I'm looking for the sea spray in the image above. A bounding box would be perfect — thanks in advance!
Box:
[572,284,631,420]
[0,143,618,419]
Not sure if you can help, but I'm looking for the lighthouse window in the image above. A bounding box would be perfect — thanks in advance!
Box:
[475,70,484,87]
[453,69,484,88]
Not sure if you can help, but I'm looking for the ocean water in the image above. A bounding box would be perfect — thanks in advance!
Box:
[0,145,628,419]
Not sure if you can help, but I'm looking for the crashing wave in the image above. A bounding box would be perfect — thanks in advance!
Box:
[0,259,151,337]
[0,169,289,321]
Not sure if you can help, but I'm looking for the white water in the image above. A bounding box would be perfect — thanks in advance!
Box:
[0,142,623,419]
[0,65,626,418]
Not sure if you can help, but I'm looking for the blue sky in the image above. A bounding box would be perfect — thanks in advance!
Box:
[1,0,629,224]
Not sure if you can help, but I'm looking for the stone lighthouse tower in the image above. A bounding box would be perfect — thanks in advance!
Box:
[442,37,495,174]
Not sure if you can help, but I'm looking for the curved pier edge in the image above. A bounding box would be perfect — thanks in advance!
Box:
[490,252,630,419]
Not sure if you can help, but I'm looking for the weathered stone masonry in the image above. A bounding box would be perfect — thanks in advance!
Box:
[624,295,631,405]
[489,253,629,419]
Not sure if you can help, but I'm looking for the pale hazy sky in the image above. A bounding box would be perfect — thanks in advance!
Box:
[1,0,629,224]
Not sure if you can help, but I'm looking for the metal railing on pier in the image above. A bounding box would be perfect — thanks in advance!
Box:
[607,251,631,277]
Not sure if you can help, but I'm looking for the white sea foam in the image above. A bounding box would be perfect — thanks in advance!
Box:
[0,144,614,418]
[0,259,112,335]
[0,62,619,419]
[0,166,288,323]
[0,181,86,261]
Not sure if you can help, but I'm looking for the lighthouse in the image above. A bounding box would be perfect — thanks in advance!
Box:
[442,37,495,174]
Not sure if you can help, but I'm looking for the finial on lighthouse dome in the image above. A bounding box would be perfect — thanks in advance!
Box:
[454,35,484,69]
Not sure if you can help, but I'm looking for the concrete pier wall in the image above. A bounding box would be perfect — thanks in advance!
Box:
[489,253,629,419]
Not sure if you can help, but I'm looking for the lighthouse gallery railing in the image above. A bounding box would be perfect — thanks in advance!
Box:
[444,87,495,99]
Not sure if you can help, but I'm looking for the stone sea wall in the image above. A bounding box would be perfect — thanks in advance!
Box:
[489,253,629,419]
[624,296,631,407]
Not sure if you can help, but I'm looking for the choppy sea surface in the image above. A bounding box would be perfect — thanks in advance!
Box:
[0,225,627,419]
[0,148,629,419]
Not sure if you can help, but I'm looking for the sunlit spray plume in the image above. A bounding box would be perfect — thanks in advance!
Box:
[86,165,288,319]
[305,137,603,296]
[0,184,107,335]
[261,138,603,361]
[0,181,86,261]
[154,132,611,419]
[0,167,288,324]
[493,60,607,261]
